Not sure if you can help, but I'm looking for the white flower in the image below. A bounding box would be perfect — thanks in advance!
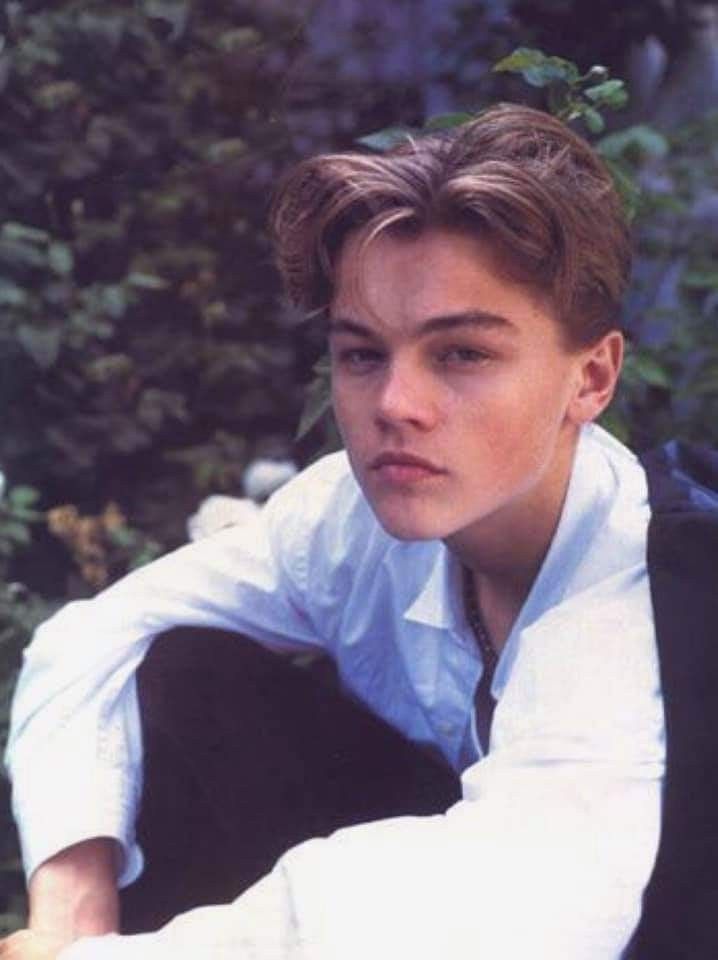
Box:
[187,495,260,542]
[186,459,298,541]
[242,458,298,502]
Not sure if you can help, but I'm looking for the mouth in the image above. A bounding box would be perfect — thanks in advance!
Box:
[369,451,447,485]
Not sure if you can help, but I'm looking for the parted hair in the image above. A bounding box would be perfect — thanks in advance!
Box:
[269,103,632,346]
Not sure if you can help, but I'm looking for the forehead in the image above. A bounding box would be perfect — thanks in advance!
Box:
[330,226,557,338]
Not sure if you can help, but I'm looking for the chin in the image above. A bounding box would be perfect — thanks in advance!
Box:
[370,506,453,542]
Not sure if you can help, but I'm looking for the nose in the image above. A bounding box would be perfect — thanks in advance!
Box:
[374,360,439,431]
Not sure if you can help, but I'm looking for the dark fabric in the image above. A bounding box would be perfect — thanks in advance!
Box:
[473,665,496,755]
[120,628,460,933]
[629,442,718,960]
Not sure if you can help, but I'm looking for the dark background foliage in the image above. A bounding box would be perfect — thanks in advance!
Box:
[1,0,717,930]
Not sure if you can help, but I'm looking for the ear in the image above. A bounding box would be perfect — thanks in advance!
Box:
[567,330,624,426]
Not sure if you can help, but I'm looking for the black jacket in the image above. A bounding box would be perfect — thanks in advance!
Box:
[629,442,718,959]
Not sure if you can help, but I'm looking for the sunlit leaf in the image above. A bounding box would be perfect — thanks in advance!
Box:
[585,79,628,109]
[583,107,605,133]
[493,48,580,87]
[47,243,74,276]
[356,127,416,152]
[296,369,332,440]
[7,486,40,509]
[423,112,474,131]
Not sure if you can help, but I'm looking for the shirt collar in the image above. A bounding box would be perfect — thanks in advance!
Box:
[399,424,626,637]
[402,545,461,631]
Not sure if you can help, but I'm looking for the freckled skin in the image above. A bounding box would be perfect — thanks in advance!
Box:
[329,228,622,584]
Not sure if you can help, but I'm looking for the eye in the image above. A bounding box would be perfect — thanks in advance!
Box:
[333,346,386,373]
[437,345,491,366]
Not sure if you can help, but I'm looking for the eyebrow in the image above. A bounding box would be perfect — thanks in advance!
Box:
[327,310,518,339]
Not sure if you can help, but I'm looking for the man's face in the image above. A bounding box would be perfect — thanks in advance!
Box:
[329,227,596,544]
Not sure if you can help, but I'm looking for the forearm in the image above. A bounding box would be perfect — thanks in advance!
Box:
[29,839,120,945]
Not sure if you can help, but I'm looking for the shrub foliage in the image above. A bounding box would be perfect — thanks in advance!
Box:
[1,1,308,565]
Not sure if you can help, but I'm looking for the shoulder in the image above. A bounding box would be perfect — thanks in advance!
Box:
[263,451,393,577]
[264,450,368,532]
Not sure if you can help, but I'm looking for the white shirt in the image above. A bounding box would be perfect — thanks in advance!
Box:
[6,424,665,959]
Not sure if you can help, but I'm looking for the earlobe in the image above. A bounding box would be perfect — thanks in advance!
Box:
[568,331,624,425]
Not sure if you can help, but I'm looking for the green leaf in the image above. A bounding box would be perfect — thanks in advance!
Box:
[107,526,135,549]
[0,238,47,268]
[681,269,718,290]
[17,39,60,68]
[423,112,474,131]
[597,125,669,161]
[0,521,30,546]
[356,127,416,152]
[585,79,628,108]
[101,285,130,319]
[48,242,74,276]
[2,222,49,245]
[0,281,28,307]
[493,48,579,88]
[127,272,169,290]
[583,107,605,134]
[16,325,61,369]
[7,487,40,509]
[295,369,332,440]
[631,353,671,389]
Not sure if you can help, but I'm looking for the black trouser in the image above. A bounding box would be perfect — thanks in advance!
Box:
[120,628,461,933]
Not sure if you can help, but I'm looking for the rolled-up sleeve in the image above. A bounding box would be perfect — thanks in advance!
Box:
[59,752,662,960]
[5,476,324,886]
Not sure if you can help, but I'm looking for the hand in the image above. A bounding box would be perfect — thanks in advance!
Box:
[0,930,64,960]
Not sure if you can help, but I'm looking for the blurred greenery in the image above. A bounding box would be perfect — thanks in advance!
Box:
[1,0,718,932]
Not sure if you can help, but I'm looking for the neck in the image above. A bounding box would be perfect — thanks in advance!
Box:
[446,427,579,650]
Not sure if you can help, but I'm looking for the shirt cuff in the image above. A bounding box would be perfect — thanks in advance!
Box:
[12,760,143,888]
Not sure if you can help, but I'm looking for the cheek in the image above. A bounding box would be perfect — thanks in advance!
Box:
[331,383,363,444]
[455,368,570,465]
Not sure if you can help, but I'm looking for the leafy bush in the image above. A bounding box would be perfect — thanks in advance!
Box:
[0,0,315,926]
[0,1,309,581]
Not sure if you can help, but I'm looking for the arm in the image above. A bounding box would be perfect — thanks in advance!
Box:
[5,470,328,942]
[0,840,118,960]
[28,840,119,943]
[3,754,661,960]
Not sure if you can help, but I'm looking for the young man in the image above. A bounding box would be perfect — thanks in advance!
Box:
[2,104,717,960]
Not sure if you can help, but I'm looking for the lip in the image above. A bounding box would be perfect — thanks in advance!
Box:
[369,452,447,485]
[370,451,445,472]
